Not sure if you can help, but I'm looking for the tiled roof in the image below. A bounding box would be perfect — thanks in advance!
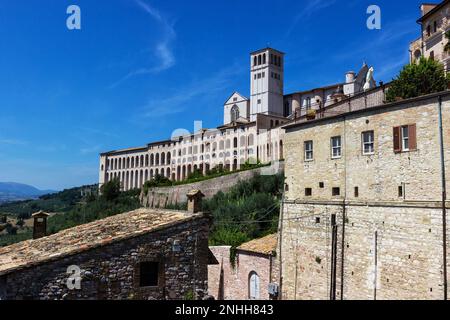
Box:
[0,208,203,276]
[237,234,277,256]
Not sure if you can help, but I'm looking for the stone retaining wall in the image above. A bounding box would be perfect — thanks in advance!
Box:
[141,163,284,208]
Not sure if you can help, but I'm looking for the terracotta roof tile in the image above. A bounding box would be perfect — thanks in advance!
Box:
[0,208,202,276]
[237,234,277,255]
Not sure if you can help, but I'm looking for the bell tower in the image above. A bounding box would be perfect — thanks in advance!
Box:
[250,48,285,121]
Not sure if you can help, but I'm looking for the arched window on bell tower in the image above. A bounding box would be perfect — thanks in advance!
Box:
[231,105,239,122]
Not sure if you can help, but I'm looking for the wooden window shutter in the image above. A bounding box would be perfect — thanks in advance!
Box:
[393,126,401,153]
[409,124,417,151]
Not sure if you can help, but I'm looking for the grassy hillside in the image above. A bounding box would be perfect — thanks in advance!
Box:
[0,185,97,218]
[0,183,141,247]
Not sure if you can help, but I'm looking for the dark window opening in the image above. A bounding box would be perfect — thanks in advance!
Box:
[332,187,340,196]
[398,185,403,198]
[354,187,359,198]
[305,188,312,196]
[319,182,324,188]
[139,261,159,287]
[315,217,320,224]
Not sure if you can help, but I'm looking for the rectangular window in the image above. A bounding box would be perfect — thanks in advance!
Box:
[304,140,313,161]
[393,124,416,153]
[332,187,340,196]
[398,185,403,198]
[362,131,375,155]
[331,136,342,158]
[305,97,312,110]
[139,261,159,287]
[434,21,437,33]
[354,187,359,198]
[401,126,409,151]
[305,188,312,196]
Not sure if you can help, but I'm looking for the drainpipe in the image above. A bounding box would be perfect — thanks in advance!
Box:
[438,95,448,300]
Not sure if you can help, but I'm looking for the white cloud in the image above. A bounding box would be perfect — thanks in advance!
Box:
[136,65,245,120]
[285,0,336,37]
[0,138,28,146]
[111,1,176,88]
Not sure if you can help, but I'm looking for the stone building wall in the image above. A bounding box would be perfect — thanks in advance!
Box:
[141,164,284,208]
[0,216,210,300]
[281,202,447,300]
[208,246,277,300]
[280,92,450,300]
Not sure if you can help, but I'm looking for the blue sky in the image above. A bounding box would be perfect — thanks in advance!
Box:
[0,0,423,190]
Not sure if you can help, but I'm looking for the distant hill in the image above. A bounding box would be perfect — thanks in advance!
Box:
[0,184,97,217]
[0,182,56,203]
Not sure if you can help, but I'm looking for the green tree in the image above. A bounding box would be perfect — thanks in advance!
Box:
[445,31,450,54]
[100,178,121,201]
[386,57,449,102]
[16,219,25,228]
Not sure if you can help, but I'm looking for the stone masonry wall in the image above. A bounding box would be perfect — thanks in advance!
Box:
[141,164,283,208]
[281,93,450,300]
[281,202,448,300]
[1,216,210,300]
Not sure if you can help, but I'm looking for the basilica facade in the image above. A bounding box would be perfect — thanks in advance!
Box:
[99,47,376,191]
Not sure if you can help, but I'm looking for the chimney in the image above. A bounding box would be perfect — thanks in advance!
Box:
[186,190,205,214]
[345,71,355,83]
[32,210,50,239]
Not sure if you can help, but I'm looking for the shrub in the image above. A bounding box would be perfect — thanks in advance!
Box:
[100,178,121,201]
[386,57,449,102]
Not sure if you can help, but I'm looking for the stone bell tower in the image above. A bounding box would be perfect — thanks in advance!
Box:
[250,48,285,121]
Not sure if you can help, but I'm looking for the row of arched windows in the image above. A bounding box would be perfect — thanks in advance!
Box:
[106,167,172,190]
[107,152,172,171]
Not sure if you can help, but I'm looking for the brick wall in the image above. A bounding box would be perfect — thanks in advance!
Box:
[1,216,210,300]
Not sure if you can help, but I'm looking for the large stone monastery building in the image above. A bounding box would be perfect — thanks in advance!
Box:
[99,48,376,190]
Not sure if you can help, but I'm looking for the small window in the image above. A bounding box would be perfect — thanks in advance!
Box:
[331,136,342,158]
[427,25,431,36]
[401,126,409,151]
[319,182,324,188]
[305,188,312,196]
[362,131,375,155]
[304,140,313,161]
[332,187,340,196]
[257,99,261,104]
[139,261,159,287]
[433,21,437,33]
[398,185,403,198]
[305,97,312,110]
[393,124,416,153]
[430,51,435,60]
[354,187,359,198]
[315,217,321,224]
